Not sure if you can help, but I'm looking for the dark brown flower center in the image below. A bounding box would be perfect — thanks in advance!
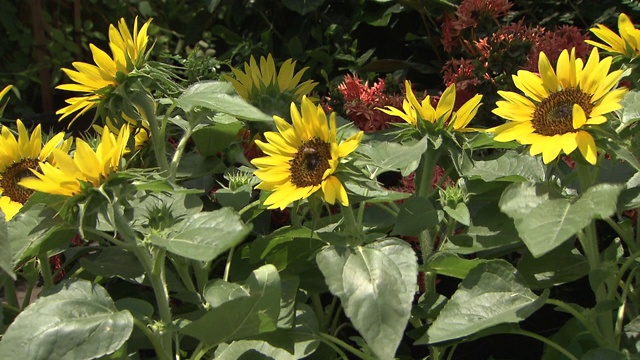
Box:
[531,89,594,136]
[0,159,39,204]
[290,138,331,188]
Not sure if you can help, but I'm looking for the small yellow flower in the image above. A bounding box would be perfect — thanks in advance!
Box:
[379,80,483,132]
[20,125,130,197]
[489,48,627,165]
[223,54,317,116]
[586,13,640,58]
[251,96,363,210]
[0,120,70,220]
[56,17,152,123]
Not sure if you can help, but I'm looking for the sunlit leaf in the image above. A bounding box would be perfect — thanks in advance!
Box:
[149,207,251,262]
[182,264,281,345]
[0,280,133,360]
[317,239,417,360]
[421,260,548,344]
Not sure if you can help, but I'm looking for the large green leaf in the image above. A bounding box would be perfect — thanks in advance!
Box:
[499,182,623,257]
[355,137,428,177]
[215,303,320,359]
[176,80,272,122]
[0,280,133,360]
[182,264,281,345]
[391,196,441,237]
[79,247,145,280]
[249,226,323,272]
[9,204,76,265]
[422,252,487,279]
[0,214,15,278]
[517,242,589,289]
[421,260,548,344]
[149,207,251,261]
[316,239,417,360]
[462,150,545,182]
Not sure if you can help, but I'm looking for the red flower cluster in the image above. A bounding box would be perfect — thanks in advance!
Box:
[333,74,405,132]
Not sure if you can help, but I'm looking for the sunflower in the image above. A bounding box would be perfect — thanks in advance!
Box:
[585,13,640,58]
[223,54,318,116]
[378,80,483,132]
[56,17,152,123]
[0,120,70,220]
[19,125,130,197]
[251,96,363,210]
[489,47,627,164]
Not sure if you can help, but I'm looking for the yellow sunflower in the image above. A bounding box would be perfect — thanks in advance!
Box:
[19,125,130,197]
[251,96,363,210]
[223,54,318,116]
[489,47,627,164]
[586,13,640,58]
[378,80,483,132]
[56,17,152,123]
[0,120,70,220]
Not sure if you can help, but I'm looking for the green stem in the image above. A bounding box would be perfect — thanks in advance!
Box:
[341,204,359,235]
[223,246,235,282]
[607,250,640,300]
[133,317,171,360]
[135,92,170,176]
[317,332,375,360]
[372,202,398,217]
[2,277,20,309]
[510,329,578,360]
[168,125,192,183]
[546,298,606,346]
[310,293,326,331]
[188,342,214,360]
[291,200,302,227]
[132,245,173,358]
[238,200,261,216]
[37,253,54,291]
[415,146,442,198]
[603,217,637,253]
[170,257,196,293]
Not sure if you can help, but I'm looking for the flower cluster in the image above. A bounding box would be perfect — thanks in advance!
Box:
[327,74,405,132]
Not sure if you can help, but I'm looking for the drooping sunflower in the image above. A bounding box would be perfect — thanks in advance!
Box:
[0,120,70,220]
[378,80,483,132]
[56,17,152,123]
[585,13,640,58]
[223,54,318,116]
[251,96,363,210]
[489,47,627,164]
[20,125,130,197]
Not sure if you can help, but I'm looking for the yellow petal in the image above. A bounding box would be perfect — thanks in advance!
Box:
[576,130,597,165]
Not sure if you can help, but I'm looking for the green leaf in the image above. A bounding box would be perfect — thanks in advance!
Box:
[499,182,624,257]
[214,340,296,360]
[79,247,145,280]
[192,121,244,157]
[0,280,133,360]
[422,252,487,279]
[462,150,545,182]
[355,137,428,177]
[445,201,522,255]
[616,90,640,127]
[0,214,15,279]
[149,207,251,262]
[9,204,76,265]
[421,260,548,344]
[217,303,320,359]
[443,202,471,226]
[182,264,281,345]
[316,239,417,360]
[391,196,440,237]
[176,80,272,122]
[249,226,323,273]
[281,0,325,15]
[517,242,589,289]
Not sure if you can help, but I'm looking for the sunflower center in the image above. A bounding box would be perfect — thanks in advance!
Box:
[0,159,39,204]
[531,89,594,136]
[290,138,331,188]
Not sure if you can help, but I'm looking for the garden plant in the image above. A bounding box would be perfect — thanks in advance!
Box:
[0,0,640,359]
